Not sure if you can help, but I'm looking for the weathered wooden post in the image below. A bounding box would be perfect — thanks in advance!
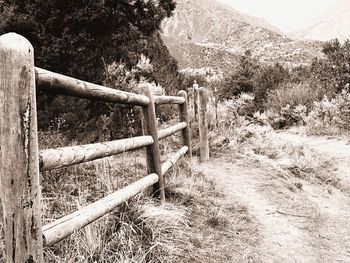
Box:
[140,83,165,202]
[198,87,209,162]
[0,33,44,262]
[214,87,219,127]
[178,90,192,161]
[188,87,193,111]
[193,82,199,119]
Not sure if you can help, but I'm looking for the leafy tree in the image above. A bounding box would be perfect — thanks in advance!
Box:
[253,63,290,109]
[0,0,179,138]
[219,50,260,100]
[0,0,176,83]
[322,39,350,92]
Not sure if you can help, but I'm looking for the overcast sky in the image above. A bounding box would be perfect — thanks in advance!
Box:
[217,0,342,32]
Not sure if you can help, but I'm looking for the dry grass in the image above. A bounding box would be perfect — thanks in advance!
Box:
[39,154,258,262]
[38,130,192,262]
[210,122,339,188]
[1,128,258,262]
[163,160,262,263]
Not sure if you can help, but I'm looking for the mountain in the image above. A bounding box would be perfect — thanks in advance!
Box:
[161,0,323,73]
[291,0,350,41]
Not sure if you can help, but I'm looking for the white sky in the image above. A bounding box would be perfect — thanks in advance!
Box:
[217,0,342,32]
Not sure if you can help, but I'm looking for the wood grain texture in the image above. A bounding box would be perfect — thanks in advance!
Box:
[42,174,159,246]
[40,136,154,171]
[154,95,185,105]
[198,87,209,162]
[0,33,44,262]
[158,122,187,140]
[161,146,188,176]
[178,90,192,160]
[193,83,199,119]
[35,67,150,106]
[140,84,165,201]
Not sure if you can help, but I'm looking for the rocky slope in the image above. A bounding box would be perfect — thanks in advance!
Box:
[162,0,323,73]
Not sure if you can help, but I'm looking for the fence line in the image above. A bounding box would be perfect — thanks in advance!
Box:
[188,84,210,163]
[0,33,211,263]
[36,67,185,106]
[0,32,208,262]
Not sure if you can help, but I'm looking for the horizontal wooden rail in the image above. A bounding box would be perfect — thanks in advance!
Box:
[0,33,198,262]
[42,173,159,246]
[39,136,154,171]
[42,146,188,246]
[35,67,150,106]
[161,146,188,175]
[154,95,185,105]
[158,122,187,140]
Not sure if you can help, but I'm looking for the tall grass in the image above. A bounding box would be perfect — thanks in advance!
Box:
[3,125,256,262]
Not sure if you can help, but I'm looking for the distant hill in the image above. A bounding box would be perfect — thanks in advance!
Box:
[162,36,240,73]
[290,0,350,41]
[162,0,323,73]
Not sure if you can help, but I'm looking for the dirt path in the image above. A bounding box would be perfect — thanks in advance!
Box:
[201,131,350,263]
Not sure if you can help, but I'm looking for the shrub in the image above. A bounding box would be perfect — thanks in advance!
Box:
[304,88,350,135]
[208,93,255,131]
[265,81,324,112]
[265,81,332,128]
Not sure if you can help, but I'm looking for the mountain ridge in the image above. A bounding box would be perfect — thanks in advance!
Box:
[288,0,350,41]
[162,0,323,73]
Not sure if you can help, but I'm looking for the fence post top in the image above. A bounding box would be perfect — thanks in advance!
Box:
[0,32,33,52]
[138,82,152,89]
[138,82,154,95]
[178,90,187,97]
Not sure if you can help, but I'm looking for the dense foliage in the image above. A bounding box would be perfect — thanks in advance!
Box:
[218,39,350,111]
[218,50,290,111]
[0,0,176,83]
[211,39,350,130]
[0,0,180,139]
[321,39,350,92]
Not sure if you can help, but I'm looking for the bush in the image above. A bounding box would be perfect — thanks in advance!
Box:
[264,80,332,128]
[265,81,325,112]
[208,93,255,131]
[304,88,350,135]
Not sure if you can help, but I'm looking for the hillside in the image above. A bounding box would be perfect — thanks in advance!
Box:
[162,0,323,72]
[162,36,240,72]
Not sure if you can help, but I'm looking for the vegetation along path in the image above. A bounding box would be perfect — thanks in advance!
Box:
[201,130,350,262]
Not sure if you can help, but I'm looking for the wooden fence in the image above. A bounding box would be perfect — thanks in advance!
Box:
[0,33,209,262]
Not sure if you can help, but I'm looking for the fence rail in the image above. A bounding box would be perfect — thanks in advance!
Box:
[36,67,186,106]
[42,146,188,246]
[0,33,203,263]
[42,173,159,246]
[35,67,150,106]
[39,135,154,170]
